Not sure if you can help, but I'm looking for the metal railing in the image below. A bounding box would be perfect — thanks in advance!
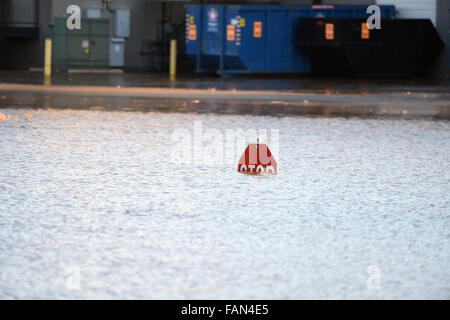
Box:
[1,0,39,28]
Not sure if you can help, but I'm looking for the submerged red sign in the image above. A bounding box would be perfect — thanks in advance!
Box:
[237,143,277,174]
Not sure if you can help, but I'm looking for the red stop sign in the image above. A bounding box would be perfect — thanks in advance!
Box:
[237,143,277,174]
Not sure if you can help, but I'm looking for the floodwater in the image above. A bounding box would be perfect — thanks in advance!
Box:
[0,108,449,299]
[1,70,450,94]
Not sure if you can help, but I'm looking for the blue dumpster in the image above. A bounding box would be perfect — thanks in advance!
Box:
[185,4,396,74]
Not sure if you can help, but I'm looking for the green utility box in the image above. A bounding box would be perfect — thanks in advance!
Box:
[49,18,110,69]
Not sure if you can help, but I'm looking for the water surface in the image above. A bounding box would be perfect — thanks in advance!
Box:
[0,109,449,299]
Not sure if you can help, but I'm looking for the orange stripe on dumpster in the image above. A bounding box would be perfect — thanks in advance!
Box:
[361,22,370,39]
[238,141,277,174]
[254,21,262,38]
[188,25,197,40]
[227,25,235,41]
[325,23,334,40]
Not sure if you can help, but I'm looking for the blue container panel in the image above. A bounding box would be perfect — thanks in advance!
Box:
[267,10,289,72]
[185,5,396,74]
[310,7,334,18]
[223,7,241,70]
[239,10,265,71]
[185,5,224,70]
[289,9,317,73]
[185,5,199,67]
[334,7,395,18]
[201,6,223,56]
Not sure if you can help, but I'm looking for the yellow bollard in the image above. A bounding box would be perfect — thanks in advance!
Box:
[44,38,52,77]
[170,39,177,80]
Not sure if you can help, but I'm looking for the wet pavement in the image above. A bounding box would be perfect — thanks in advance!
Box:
[0,71,449,119]
[1,70,450,94]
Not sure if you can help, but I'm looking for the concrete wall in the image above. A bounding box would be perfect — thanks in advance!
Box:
[47,0,186,71]
[4,0,448,77]
[375,0,448,78]
[376,0,436,26]
[433,0,450,78]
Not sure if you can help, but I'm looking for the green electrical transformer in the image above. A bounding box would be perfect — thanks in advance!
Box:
[49,17,110,69]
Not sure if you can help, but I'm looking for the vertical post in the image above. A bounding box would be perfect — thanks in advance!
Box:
[44,38,52,77]
[265,10,268,72]
[160,2,166,73]
[196,4,203,71]
[170,39,177,80]
[220,6,225,74]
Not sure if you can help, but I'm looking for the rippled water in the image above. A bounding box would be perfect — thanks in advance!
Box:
[0,109,449,299]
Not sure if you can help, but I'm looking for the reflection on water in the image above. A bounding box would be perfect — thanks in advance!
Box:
[1,92,448,119]
[1,70,450,94]
[0,109,449,299]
